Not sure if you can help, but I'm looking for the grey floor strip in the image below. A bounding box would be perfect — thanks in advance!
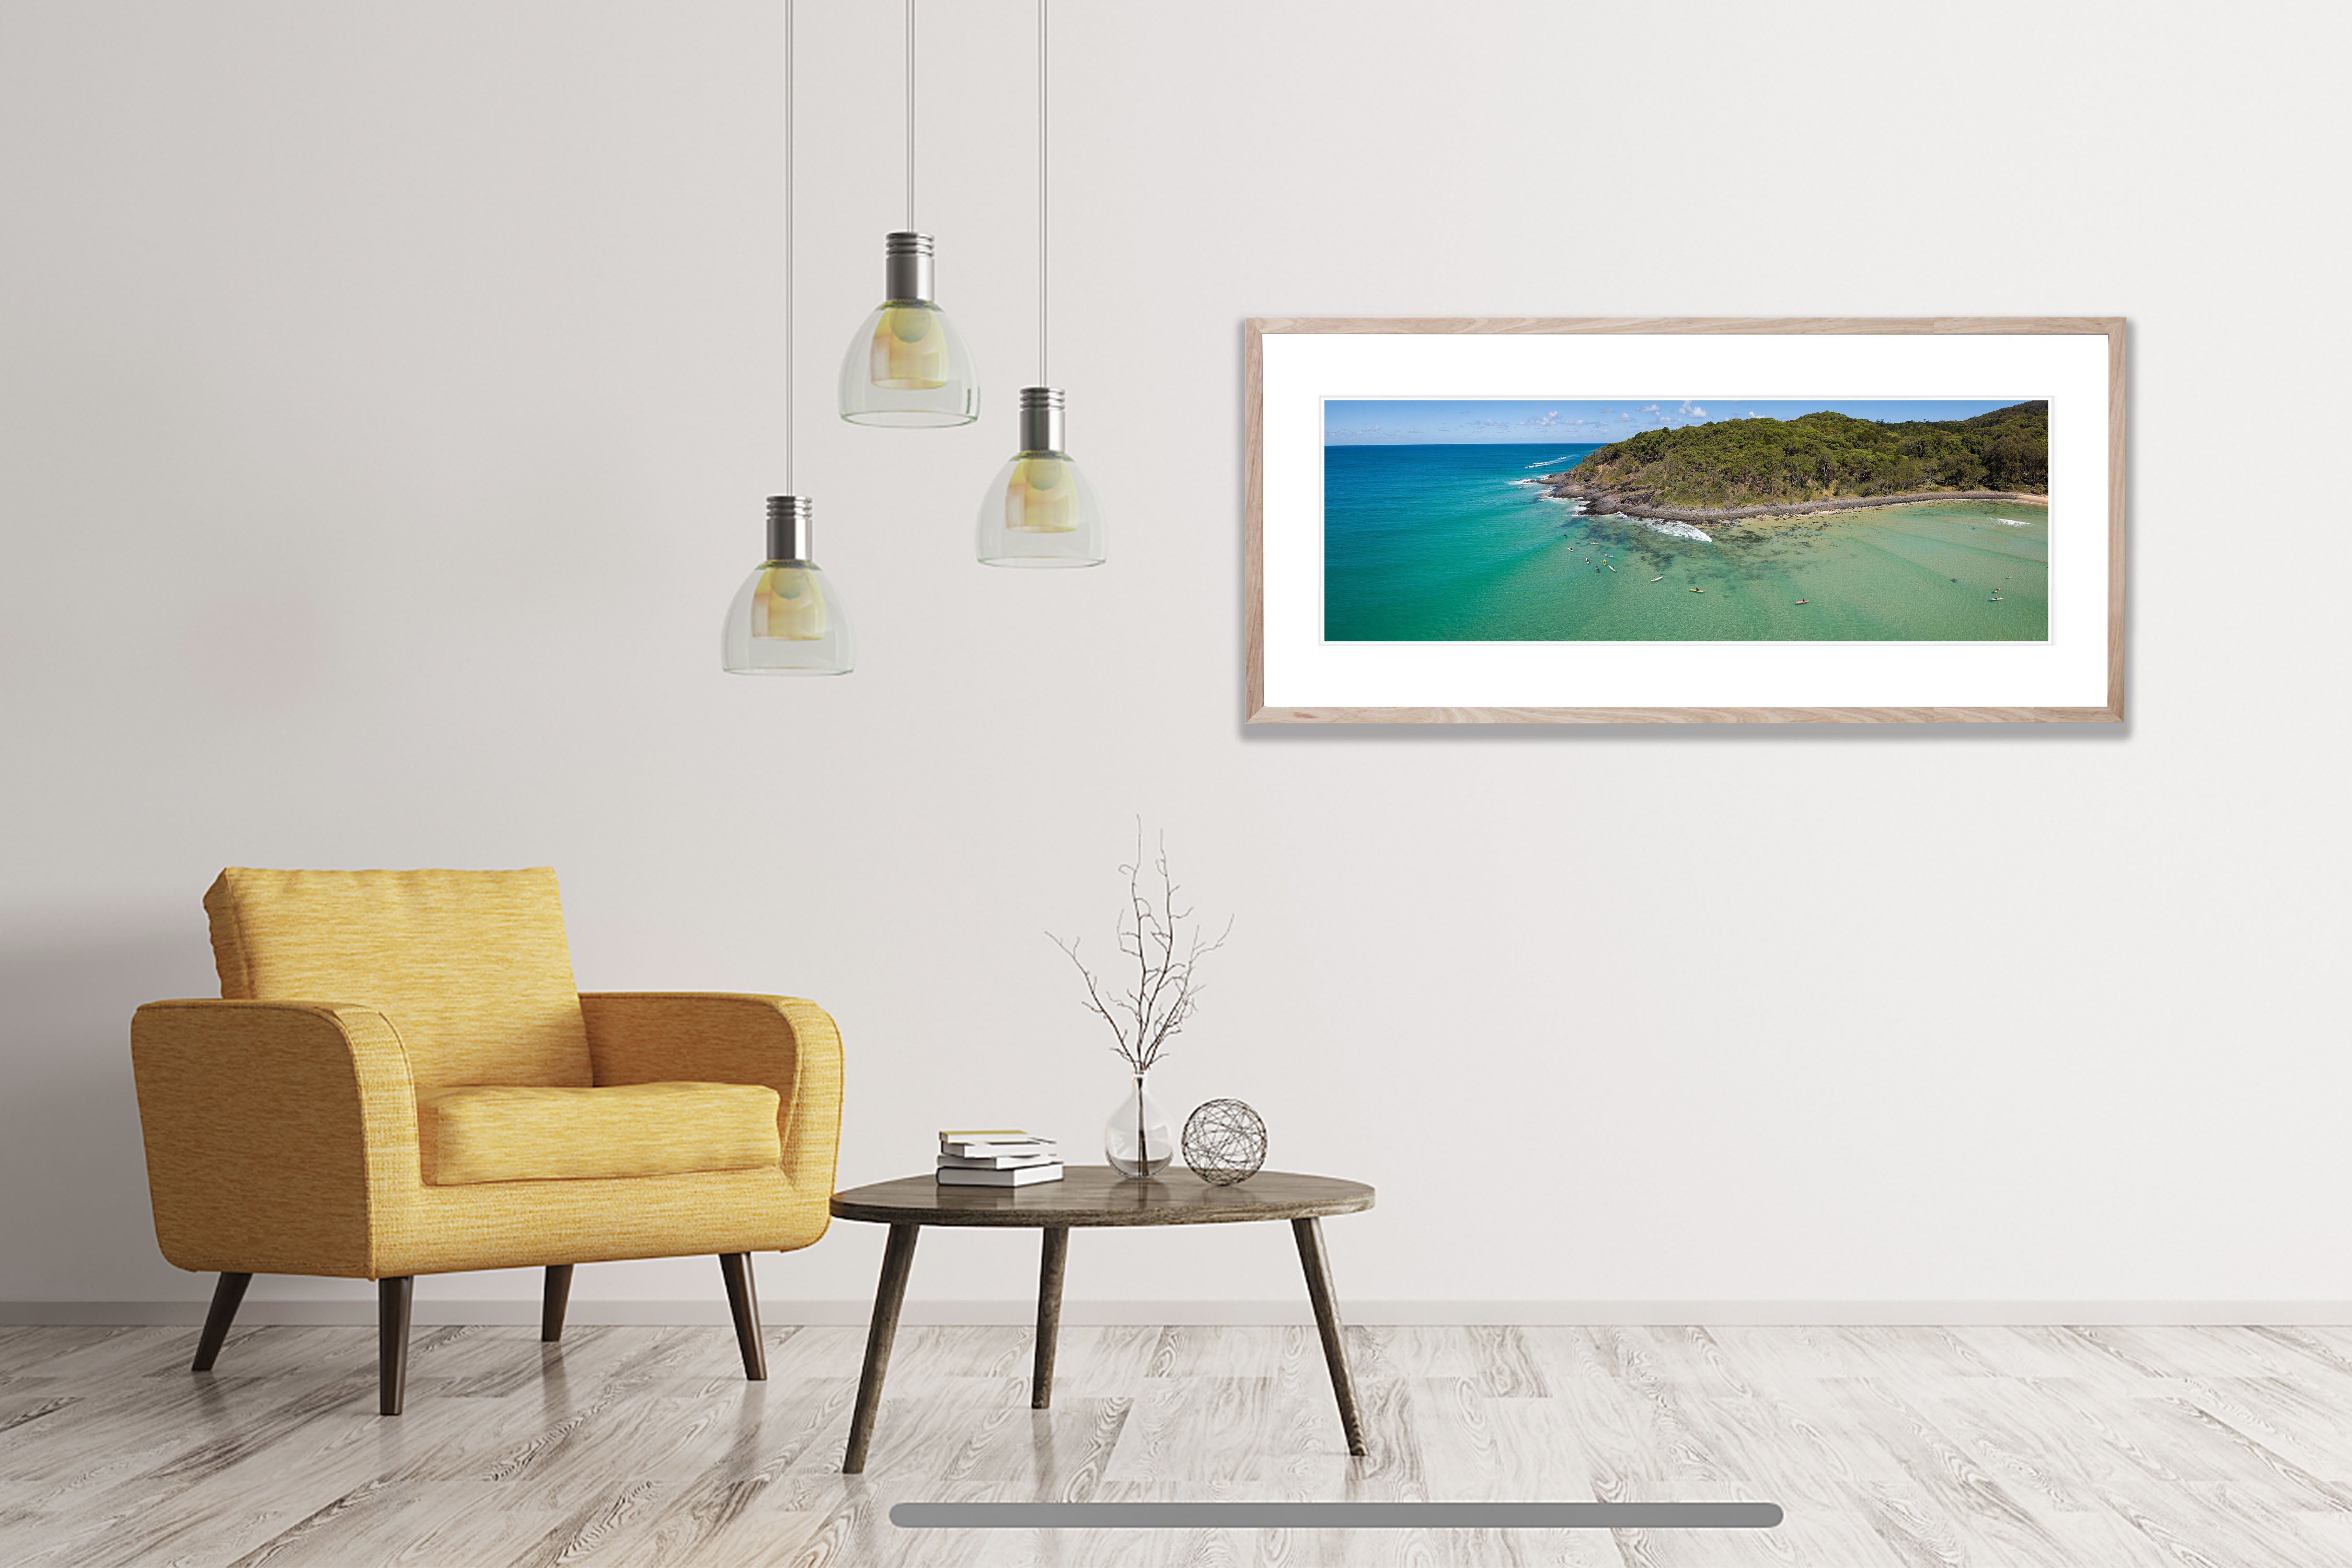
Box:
[891,1502,1784,1529]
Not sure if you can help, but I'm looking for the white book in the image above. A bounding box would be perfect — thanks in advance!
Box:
[936,1162,1065,1187]
[938,1150,1063,1170]
[939,1132,1058,1155]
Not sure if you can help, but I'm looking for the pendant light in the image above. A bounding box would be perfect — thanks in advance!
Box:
[977,0,1103,567]
[724,0,854,676]
[838,0,978,428]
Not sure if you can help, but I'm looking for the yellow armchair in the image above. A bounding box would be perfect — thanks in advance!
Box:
[129,868,844,1414]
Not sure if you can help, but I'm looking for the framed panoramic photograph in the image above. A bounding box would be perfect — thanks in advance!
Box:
[1244,318,2125,723]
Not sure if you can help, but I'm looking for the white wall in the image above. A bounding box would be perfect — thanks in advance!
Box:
[3,0,2347,1321]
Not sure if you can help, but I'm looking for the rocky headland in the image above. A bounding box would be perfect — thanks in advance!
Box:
[1539,479,2050,527]
[1542,400,2051,527]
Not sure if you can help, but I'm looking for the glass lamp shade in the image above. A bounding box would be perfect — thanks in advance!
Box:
[838,302,977,425]
[838,234,978,427]
[722,499,854,675]
[722,561,853,674]
[977,387,1104,567]
[976,451,1105,567]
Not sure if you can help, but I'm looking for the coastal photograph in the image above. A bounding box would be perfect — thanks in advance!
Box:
[1323,398,2050,642]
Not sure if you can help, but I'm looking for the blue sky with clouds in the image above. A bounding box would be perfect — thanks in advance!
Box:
[1323,398,2031,444]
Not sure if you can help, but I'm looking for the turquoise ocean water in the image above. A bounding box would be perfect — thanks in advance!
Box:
[1324,443,2049,642]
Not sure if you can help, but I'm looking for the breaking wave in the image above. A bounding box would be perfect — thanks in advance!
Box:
[1994,517,2032,527]
[1526,456,1578,468]
[1632,517,1714,543]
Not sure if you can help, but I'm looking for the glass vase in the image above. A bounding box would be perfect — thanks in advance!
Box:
[1103,1072,1173,1179]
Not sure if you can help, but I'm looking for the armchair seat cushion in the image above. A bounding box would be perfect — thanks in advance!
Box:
[418,1082,782,1186]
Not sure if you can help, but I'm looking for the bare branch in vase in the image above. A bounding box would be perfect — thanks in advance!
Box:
[1047,824,1230,1077]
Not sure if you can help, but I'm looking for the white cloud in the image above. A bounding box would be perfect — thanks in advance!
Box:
[1641,405,1659,413]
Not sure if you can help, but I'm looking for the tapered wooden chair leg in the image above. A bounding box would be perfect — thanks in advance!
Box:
[192,1272,252,1372]
[378,1276,413,1416]
[541,1264,574,1342]
[719,1254,766,1381]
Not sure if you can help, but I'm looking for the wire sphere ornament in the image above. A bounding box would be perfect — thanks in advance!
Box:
[1182,1099,1266,1185]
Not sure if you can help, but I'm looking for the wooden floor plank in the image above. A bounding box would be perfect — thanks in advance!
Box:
[7,1323,2352,1565]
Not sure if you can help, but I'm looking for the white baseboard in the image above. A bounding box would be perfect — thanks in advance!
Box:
[13,1300,2352,1328]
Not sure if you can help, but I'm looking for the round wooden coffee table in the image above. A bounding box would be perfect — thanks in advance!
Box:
[828,1166,1375,1473]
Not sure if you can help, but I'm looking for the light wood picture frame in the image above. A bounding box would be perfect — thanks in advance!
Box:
[1245,317,2125,724]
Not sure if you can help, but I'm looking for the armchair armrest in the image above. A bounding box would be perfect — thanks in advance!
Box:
[579,993,843,1201]
[129,999,419,1278]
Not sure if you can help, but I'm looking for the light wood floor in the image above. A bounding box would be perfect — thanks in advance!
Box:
[7,1320,2352,1565]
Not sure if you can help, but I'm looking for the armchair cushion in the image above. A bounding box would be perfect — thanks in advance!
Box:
[204,867,593,1091]
[417,1082,782,1186]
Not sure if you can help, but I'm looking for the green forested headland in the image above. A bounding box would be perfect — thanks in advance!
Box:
[1566,401,2048,509]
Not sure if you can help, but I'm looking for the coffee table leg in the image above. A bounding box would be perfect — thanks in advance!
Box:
[1032,1226,1069,1409]
[1292,1217,1368,1457]
[843,1223,920,1474]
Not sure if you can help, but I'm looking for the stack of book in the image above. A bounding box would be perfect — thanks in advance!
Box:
[936,1129,1063,1186]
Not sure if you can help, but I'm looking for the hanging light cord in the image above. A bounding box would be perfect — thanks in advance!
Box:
[905,0,916,232]
[783,0,796,494]
[1037,0,1049,386]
